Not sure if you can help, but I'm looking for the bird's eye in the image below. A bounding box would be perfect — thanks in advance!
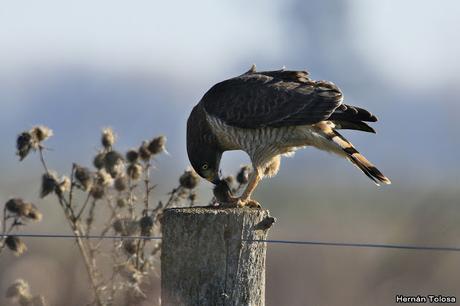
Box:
[202,164,209,170]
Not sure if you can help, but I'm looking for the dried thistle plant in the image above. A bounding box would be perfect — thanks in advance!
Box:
[1,197,43,257]
[5,279,48,306]
[3,126,202,306]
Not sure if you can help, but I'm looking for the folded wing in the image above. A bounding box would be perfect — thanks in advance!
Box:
[202,69,343,129]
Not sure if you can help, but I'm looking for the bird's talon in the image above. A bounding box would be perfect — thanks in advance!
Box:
[218,198,261,209]
[236,199,261,208]
[216,196,240,208]
[219,201,238,208]
[245,199,261,209]
[236,199,246,208]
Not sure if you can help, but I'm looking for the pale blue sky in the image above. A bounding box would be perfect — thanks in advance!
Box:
[1,0,459,88]
[0,0,286,77]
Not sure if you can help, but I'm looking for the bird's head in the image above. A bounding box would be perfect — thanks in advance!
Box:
[188,147,222,184]
[187,104,223,184]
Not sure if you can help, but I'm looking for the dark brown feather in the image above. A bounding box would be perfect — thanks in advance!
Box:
[332,120,376,133]
[329,104,378,122]
[201,68,343,129]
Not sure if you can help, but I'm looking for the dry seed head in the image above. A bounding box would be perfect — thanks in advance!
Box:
[20,202,42,222]
[32,296,48,306]
[5,236,27,256]
[140,216,154,236]
[30,125,53,142]
[57,176,71,194]
[130,269,143,284]
[40,172,58,198]
[104,150,124,178]
[101,127,116,148]
[119,263,142,283]
[90,184,105,200]
[74,165,93,191]
[113,218,139,236]
[25,205,43,222]
[5,198,41,221]
[138,141,151,161]
[112,218,125,233]
[16,132,34,161]
[147,136,167,155]
[15,126,52,161]
[93,152,106,169]
[108,162,124,178]
[122,239,138,255]
[116,198,127,208]
[5,198,25,214]
[95,169,113,187]
[18,294,34,306]
[5,279,31,299]
[114,175,128,192]
[126,149,139,163]
[127,163,142,180]
[179,169,200,189]
[236,165,251,185]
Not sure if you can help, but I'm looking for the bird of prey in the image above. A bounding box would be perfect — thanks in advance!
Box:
[187,65,390,207]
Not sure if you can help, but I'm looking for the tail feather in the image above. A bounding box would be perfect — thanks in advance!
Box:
[332,120,376,133]
[347,148,391,186]
[322,128,391,186]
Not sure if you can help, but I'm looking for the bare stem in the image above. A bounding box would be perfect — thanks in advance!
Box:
[135,239,143,270]
[76,194,91,221]
[38,146,50,174]
[93,200,117,250]
[1,206,6,238]
[0,206,8,254]
[144,162,151,211]
[38,146,104,306]
[86,200,97,236]
[164,186,181,209]
[69,164,76,207]
[127,178,135,219]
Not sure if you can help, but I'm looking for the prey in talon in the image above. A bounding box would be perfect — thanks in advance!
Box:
[212,179,261,208]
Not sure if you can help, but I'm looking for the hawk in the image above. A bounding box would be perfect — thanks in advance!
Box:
[187,65,390,207]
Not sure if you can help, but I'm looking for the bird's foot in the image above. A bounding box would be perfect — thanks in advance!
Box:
[219,197,261,209]
[241,199,262,209]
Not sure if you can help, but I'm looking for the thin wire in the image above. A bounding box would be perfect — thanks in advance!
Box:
[3,233,161,240]
[241,238,460,252]
[4,233,460,252]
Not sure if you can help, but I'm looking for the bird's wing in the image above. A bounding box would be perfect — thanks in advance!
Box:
[201,69,343,129]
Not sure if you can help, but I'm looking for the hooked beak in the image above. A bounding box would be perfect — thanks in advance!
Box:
[203,169,220,185]
[209,172,220,185]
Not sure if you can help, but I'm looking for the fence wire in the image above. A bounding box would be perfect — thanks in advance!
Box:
[3,233,460,252]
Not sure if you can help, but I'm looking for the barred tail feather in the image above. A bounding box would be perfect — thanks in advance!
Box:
[322,128,391,186]
[347,150,391,186]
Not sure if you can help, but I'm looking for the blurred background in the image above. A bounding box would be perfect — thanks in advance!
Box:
[1,0,459,305]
